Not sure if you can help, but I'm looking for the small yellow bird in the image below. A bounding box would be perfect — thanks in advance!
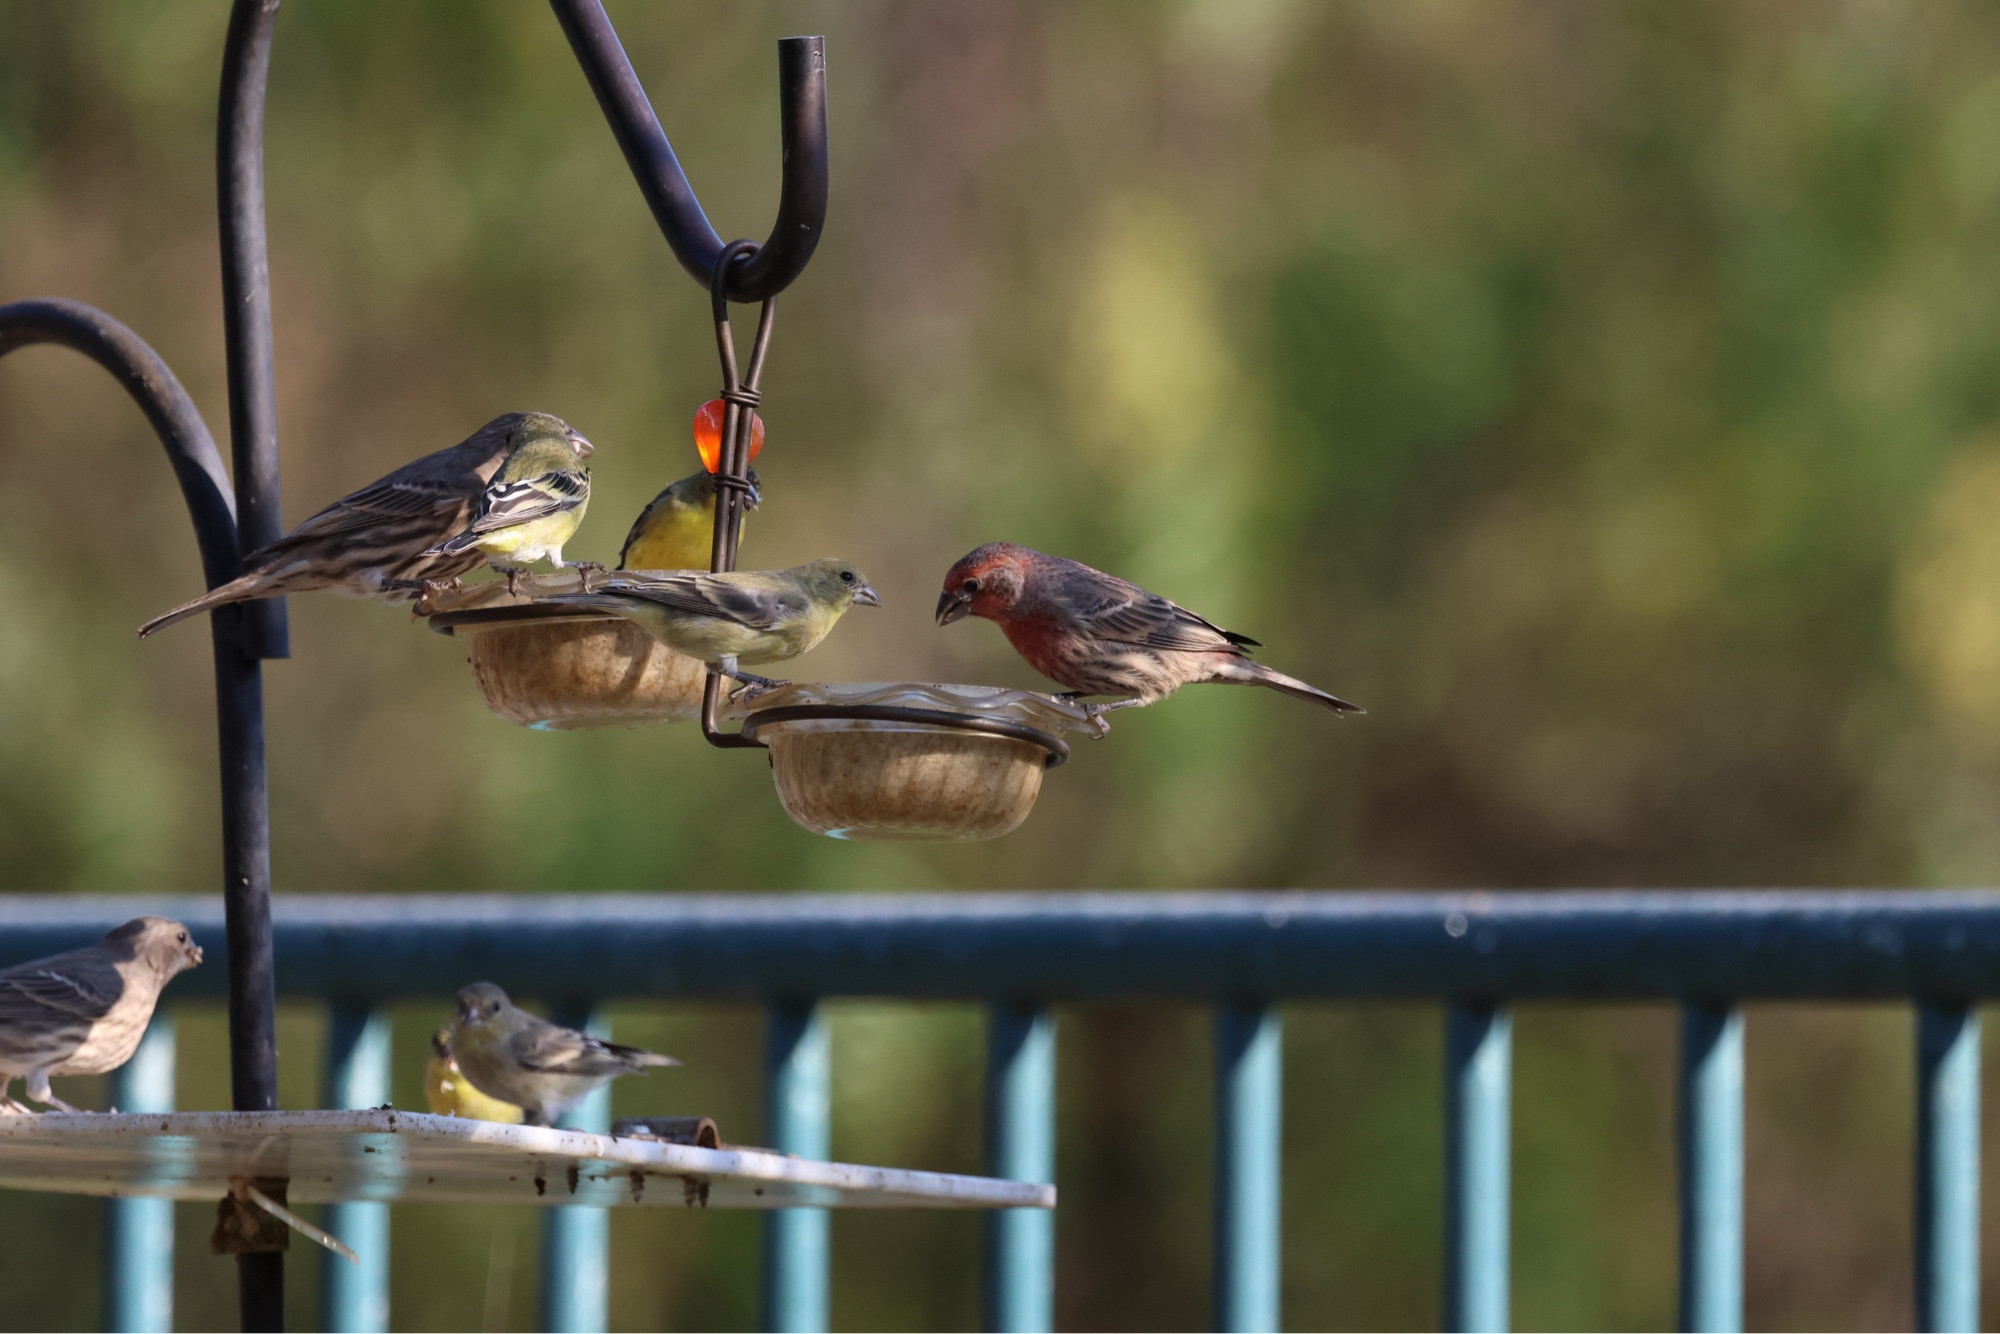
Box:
[425,413,594,583]
[618,467,763,571]
[424,1025,524,1123]
[540,558,881,685]
[448,982,677,1127]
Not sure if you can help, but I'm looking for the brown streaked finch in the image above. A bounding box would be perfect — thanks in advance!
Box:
[935,541,1365,721]
[137,412,584,637]
[447,982,677,1128]
[0,917,202,1113]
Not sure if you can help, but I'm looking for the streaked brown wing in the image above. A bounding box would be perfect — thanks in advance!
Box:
[274,475,478,546]
[1069,582,1245,654]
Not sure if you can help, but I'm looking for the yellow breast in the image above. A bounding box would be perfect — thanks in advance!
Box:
[424,1050,525,1123]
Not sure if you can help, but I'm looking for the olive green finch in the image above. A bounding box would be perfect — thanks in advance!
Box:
[447,982,676,1128]
[541,557,880,683]
[425,413,594,580]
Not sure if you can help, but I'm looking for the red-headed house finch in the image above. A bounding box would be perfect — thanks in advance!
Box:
[0,917,203,1113]
[935,542,1364,720]
[138,412,583,637]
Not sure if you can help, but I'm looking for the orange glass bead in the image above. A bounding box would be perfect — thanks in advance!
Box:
[693,398,765,474]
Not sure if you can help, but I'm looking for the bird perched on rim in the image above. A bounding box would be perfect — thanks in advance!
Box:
[424,1025,524,1124]
[540,558,880,685]
[423,413,595,591]
[138,412,561,637]
[447,982,677,1128]
[0,917,202,1113]
[936,542,1364,720]
[618,467,762,571]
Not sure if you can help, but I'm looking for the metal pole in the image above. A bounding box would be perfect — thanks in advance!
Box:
[1444,1002,1511,1334]
[1677,1002,1743,1333]
[1915,1003,1981,1333]
[217,0,289,659]
[763,1001,831,1333]
[983,1003,1055,1333]
[104,1016,177,1334]
[540,1003,611,1334]
[217,2,287,1323]
[323,1007,392,1333]
[1214,1003,1282,1333]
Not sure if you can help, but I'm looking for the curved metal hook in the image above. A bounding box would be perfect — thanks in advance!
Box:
[0,300,240,587]
[3,295,283,1327]
[550,0,828,304]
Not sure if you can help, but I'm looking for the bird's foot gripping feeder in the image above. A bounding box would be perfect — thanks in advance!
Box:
[421,572,708,729]
[725,682,1092,841]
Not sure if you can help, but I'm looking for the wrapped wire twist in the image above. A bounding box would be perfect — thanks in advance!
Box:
[702,239,779,747]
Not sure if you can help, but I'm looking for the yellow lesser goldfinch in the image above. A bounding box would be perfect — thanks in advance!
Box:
[424,1025,524,1123]
[539,558,880,684]
[138,412,554,637]
[447,982,677,1128]
[0,917,202,1113]
[618,467,762,571]
[424,414,594,582]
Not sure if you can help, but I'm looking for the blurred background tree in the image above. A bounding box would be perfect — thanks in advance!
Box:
[1,0,1998,1328]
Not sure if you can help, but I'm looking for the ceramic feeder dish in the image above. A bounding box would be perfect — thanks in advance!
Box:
[731,682,1093,841]
[422,572,706,730]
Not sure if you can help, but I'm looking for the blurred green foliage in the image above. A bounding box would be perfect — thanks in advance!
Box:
[2,0,2000,1328]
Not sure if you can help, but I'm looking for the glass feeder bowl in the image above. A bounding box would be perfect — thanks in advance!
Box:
[731,682,1092,841]
[421,572,706,730]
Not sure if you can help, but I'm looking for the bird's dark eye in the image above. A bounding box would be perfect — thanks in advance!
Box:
[839,570,854,583]
[961,578,980,594]
[176,931,187,944]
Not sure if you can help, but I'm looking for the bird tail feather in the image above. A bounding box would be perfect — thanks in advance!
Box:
[1214,657,1365,714]
[137,572,267,638]
[539,592,627,613]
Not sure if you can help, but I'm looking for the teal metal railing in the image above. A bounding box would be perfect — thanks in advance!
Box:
[5,890,1993,1334]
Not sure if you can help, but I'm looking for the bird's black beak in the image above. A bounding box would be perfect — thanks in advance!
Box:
[853,584,883,608]
[936,587,972,626]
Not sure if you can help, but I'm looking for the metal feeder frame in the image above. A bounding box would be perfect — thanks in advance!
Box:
[0,3,836,1326]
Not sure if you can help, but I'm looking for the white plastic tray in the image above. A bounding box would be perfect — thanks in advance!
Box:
[0,1109,1053,1210]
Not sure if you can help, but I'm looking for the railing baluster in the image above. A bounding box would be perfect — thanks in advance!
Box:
[1214,1002,1283,1334]
[763,1000,831,1333]
[984,1002,1056,1333]
[324,1005,392,1333]
[1208,1000,1288,1334]
[541,1003,611,1334]
[1445,1002,1511,1334]
[1677,1002,1743,1334]
[104,1014,176,1334]
[1916,1002,1981,1334]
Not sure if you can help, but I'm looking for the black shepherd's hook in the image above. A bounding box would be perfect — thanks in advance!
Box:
[547,1,829,747]
[548,1,830,303]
